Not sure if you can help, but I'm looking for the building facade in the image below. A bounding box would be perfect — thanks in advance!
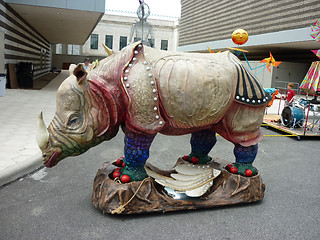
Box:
[83,14,179,55]
[1,0,104,87]
[179,0,319,48]
[52,13,179,69]
[178,0,320,88]
[0,1,50,77]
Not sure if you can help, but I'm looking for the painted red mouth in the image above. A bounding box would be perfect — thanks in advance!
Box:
[45,151,59,168]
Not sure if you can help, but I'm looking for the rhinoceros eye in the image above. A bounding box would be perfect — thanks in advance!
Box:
[69,118,78,125]
[68,115,80,126]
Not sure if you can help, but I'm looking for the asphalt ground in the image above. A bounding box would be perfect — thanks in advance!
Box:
[0,127,319,240]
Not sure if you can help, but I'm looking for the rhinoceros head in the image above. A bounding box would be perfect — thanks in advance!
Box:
[36,64,120,168]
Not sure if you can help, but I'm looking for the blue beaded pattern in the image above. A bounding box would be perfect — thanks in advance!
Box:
[124,132,155,169]
[190,130,217,156]
[234,143,258,164]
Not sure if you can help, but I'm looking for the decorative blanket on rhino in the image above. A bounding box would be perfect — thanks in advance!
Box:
[103,43,270,134]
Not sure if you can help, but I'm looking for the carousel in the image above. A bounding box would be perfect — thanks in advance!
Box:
[263,61,320,140]
[262,19,320,140]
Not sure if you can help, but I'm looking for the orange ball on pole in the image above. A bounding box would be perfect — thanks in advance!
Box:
[231,29,249,45]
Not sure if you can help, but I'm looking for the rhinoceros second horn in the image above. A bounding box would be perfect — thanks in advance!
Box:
[36,111,49,151]
[102,43,113,56]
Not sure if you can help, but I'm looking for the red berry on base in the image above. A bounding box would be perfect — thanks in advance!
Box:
[116,158,123,167]
[191,157,199,164]
[230,166,238,174]
[115,167,121,172]
[113,171,121,179]
[121,175,131,183]
[122,161,125,168]
[245,169,253,177]
[226,164,233,171]
[182,155,189,161]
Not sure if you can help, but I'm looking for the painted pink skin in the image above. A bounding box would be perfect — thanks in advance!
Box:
[240,131,264,147]
[39,43,269,181]
[45,151,59,168]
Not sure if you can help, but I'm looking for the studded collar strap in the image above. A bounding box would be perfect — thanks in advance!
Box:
[120,42,165,135]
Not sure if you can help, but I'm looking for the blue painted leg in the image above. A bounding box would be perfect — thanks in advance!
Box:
[121,131,155,181]
[228,143,258,176]
[188,129,217,164]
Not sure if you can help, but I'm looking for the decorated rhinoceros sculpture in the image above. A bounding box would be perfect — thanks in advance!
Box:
[36,42,270,183]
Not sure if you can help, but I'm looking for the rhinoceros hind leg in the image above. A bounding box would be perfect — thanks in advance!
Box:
[227,143,258,176]
[121,131,155,182]
[186,129,217,164]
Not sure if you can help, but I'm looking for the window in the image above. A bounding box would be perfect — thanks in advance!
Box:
[119,36,127,50]
[91,34,98,49]
[55,43,62,54]
[148,38,155,48]
[68,44,80,55]
[105,35,113,49]
[161,40,168,50]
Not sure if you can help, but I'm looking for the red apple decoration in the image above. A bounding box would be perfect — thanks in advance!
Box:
[245,169,253,177]
[182,155,189,160]
[113,171,121,179]
[230,166,238,174]
[116,158,123,167]
[226,164,233,171]
[191,157,199,164]
[121,175,131,183]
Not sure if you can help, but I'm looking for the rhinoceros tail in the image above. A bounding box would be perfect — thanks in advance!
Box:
[228,53,271,106]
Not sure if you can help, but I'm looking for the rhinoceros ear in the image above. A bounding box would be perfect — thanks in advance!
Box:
[73,64,87,84]
[68,64,77,75]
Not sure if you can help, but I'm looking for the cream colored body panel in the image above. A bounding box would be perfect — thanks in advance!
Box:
[145,47,237,129]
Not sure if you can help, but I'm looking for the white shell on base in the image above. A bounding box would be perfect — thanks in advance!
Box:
[145,162,221,197]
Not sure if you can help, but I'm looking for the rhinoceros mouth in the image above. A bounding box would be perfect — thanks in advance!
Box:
[45,151,59,168]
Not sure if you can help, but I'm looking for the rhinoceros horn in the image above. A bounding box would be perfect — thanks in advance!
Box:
[36,111,49,151]
[102,43,113,56]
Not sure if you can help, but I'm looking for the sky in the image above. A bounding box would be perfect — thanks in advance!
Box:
[105,0,181,19]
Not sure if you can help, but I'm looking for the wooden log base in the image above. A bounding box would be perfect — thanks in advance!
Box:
[92,158,265,215]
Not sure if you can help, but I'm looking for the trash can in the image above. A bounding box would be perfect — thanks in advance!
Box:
[16,62,33,88]
[0,73,6,97]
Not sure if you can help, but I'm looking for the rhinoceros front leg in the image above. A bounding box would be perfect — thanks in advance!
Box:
[120,131,155,182]
[184,129,217,164]
[227,143,258,177]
